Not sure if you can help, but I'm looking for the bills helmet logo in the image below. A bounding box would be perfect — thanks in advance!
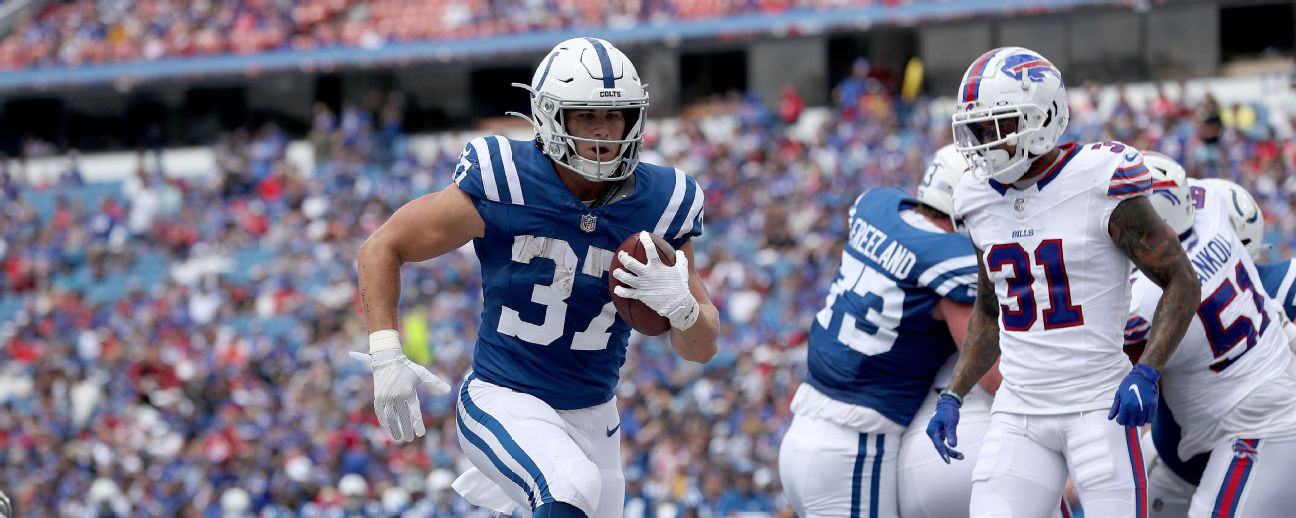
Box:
[1000,54,1059,83]
[1232,439,1259,461]
[1152,183,1182,206]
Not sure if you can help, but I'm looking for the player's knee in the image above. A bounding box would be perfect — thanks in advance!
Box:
[549,456,601,514]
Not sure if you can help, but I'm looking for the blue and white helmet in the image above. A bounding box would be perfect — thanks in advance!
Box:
[1197,178,1269,260]
[952,47,1069,184]
[1143,152,1194,236]
[510,37,648,182]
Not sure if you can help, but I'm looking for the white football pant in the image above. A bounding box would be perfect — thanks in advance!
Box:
[970,410,1147,518]
[453,373,623,518]
[780,412,901,518]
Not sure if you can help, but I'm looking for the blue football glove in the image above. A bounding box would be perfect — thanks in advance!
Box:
[1108,364,1160,427]
[926,393,965,463]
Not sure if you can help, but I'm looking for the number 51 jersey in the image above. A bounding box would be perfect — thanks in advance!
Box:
[1127,179,1296,459]
[453,136,704,410]
[953,142,1150,415]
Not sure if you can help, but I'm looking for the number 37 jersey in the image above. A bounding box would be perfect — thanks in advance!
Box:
[453,136,704,410]
[953,142,1149,415]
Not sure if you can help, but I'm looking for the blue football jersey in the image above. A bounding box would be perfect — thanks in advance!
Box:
[1257,258,1296,320]
[453,136,704,409]
[806,188,978,426]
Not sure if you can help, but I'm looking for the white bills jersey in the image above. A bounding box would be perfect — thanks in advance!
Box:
[954,141,1150,415]
[1127,178,1296,458]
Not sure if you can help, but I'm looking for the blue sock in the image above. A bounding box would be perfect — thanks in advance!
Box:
[533,502,586,518]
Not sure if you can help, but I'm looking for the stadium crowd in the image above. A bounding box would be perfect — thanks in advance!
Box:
[2,70,1295,517]
[0,0,924,70]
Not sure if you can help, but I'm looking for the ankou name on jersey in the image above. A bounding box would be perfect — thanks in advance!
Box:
[847,218,917,279]
[1190,234,1237,286]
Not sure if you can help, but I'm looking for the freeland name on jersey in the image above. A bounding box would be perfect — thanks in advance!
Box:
[848,217,917,278]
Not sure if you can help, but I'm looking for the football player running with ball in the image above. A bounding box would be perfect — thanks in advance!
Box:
[353,37,719,518]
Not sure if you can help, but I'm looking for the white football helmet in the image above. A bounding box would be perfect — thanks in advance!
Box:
[1143,152,1194,236]
[1198,178,1269,260]
[916,144,969,218]
[952,47,1069,184]
[509,37,648,182]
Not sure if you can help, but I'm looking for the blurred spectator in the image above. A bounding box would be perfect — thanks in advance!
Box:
[778,85,804,126]
[0,0,913,71]
[1,77,1294,517]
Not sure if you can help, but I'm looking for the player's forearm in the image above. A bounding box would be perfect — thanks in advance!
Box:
[975,362,1003,396]
[357,237,404,333]
[669,303,718,363]
[1108,196,1200,369]
[949,309,1001,397]
[1139,276,1198,370]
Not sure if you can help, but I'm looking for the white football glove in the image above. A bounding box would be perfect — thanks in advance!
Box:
[612,231,700,331]
[349,331,451,442]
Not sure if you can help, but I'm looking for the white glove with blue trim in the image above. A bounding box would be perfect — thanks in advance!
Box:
[612,231,700,331]
[350,330,451,442]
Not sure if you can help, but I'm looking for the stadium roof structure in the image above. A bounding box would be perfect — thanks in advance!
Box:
[0,0,1122,93]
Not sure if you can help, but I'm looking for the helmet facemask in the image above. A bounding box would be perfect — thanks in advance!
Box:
[553,101,645,182]
[953,103,1049,185]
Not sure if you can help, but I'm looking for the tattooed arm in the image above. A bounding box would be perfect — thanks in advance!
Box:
[357,185,484,332]
[1108,197,1199,369]
[947,248,1003,397]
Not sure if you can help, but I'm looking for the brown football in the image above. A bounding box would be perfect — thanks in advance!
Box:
[609,232,676,336]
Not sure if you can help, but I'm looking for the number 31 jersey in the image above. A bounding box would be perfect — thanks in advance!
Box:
[953,142,1149,415]
[1127,178,1296,458]
[453,136,704,410]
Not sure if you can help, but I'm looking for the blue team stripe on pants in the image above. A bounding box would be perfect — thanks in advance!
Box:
[456,399,536,508]
[458,374,555,507]
[869,434,885,518]
[1124,427,1148,518]
[851,433,867,518]
[1213,439,1259,517]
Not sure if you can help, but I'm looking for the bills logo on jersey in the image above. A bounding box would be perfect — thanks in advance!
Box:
[1000,54,1059,83]
[1232,439,1259,461]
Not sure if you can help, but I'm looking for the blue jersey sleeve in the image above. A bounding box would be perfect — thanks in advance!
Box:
[650,169,705,247]
[1258,259,1296,320]
[453,136,527,205]
[679,178,704,241]
[913,244,978,304]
